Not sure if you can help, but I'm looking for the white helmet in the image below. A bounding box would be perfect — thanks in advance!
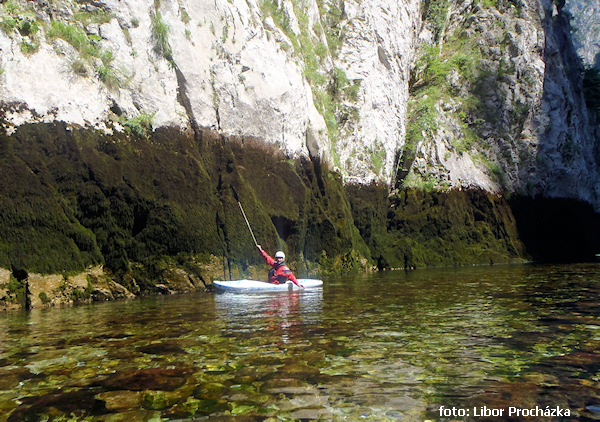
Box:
[275,251,285,259]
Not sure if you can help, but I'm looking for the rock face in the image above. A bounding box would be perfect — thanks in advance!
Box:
[0,0,426,184]
[330,0,421,183]
[565,0,600,68]
[1,0,598,200]
[401,0,600,208]
[534,0,600,206]
[0,0,330,158]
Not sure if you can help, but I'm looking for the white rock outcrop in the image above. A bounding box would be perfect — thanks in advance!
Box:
[1,0,599,208]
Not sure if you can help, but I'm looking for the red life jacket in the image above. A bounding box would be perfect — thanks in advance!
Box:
[268,264,295,284]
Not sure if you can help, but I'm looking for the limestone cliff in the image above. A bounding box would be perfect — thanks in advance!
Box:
[402,0,600,207]
[0,0,421,182]
[1,0,598,199]
[565,0,600,68]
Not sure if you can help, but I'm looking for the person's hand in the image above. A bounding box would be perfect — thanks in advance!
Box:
[256,244,261,250]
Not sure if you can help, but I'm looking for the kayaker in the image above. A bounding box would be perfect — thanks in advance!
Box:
[257,245,304,288]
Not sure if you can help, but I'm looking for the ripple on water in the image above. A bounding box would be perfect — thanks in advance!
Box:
[1,265,600,420]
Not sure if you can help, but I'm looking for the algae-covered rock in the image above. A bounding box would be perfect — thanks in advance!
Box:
[0,118,593,312]
[27,273,66,308]
[98,368,193,392]
[170,397,229,417]
[142,390,182,410]
[0,268,18,310]
[0,123,372,307]
[7,389,108,421]
[95,390,143,411]
[347,184,528,269]
[0,269,27,309]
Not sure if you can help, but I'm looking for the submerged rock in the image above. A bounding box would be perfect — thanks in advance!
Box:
[8,390,108,421]
[137,342,187,355]
[95,390,143,411]
[97,368,193,392]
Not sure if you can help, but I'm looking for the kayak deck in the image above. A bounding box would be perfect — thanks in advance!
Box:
[212,279,323,292]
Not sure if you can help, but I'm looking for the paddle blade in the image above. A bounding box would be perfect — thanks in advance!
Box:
[231,185,240,202]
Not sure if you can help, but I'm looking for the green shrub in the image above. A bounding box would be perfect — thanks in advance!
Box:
[0,16,18,34]
[151,11,174,64]
[47,20,100,58]
[120,112,155,137]
[1,1,20,15]
[72,59,88,76]
[17,18,39,37]
[20,40,39,55]
[260,0,291,34]
[96,64,121,90]
[39,291,51,304]
[423,0,450,41]
[315,0,344,58]
[6,275,27,306]
[73,9,114,25]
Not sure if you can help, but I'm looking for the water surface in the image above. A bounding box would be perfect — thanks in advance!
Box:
[1,264,600,420]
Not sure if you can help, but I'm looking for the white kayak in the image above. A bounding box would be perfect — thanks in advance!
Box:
[212,279,323,292]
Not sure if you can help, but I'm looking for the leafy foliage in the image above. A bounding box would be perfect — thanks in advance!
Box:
[3,275,28,306]
[423,0,450,41]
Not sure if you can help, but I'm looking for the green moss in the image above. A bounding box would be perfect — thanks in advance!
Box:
[0,122,372,283]
[38,291,50,304]
[347,185,526,269]
[3,275,27,306]
[70,286,91,303]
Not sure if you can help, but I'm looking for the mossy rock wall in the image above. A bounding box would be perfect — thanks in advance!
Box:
[0,122,369,289]
[346,184,529,269]
[3,121,599,306]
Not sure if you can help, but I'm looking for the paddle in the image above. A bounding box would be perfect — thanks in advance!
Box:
[231,186,258,247]
[231,185,304,289]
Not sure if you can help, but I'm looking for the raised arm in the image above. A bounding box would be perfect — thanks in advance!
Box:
[257,244,275,266]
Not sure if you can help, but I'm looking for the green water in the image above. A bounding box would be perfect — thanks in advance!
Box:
[1,264,600,421]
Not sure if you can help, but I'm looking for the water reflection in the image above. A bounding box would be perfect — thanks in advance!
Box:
[214,290,323,347]
[0,264,599,420]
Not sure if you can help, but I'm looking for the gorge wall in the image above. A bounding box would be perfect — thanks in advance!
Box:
[1,0,599,309]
